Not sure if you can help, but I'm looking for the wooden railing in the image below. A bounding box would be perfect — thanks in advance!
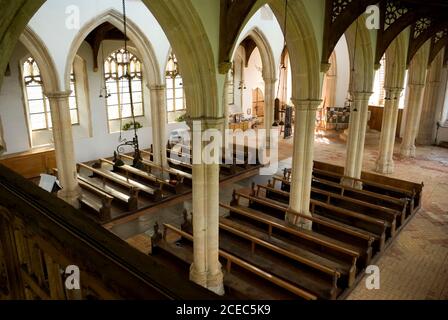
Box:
[0,164,216,300]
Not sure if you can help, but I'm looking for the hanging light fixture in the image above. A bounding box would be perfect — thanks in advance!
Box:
[99,42,111,98]
[347,18,360,112]
[113,0,143,169]
[273,0,288,127]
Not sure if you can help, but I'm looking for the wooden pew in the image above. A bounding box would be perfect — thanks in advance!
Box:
[230,190,374,264]
[99,158,181,195]
[53,168,112,220]
[151,148,193,174]
[252,185,387,250]
[309,167,418,215]
[172,143,258,167]
[77,180,113,221]
[89,161,163,201]
[120,153,192,185]
[166,146,237,174]
[275,175,408,218]
[78,176,137,212]
[220,203,359,286]
[217,217,342,299]
[162,223,317,300]
[313,161,423,213]
[77,163,142,206]
[266,180,401,236]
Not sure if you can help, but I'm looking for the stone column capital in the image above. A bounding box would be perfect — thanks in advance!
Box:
[350,91,373,101]
[218,62,232,74]
[408,83,425,89]
[290,98,322,111]
[186,116,225,131]
[263,77,277,85]
[320,62,331,73]
[147,84,166,91]
[44,90,72,100]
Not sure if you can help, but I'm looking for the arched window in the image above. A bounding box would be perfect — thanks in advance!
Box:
[104,48,144,120]
[369,55,386,106]
[22,57,79,131]
[166,52,185,119]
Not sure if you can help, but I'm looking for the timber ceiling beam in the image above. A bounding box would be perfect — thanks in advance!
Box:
[219,0,258,74]
[322,0,377,68]
[444,43,448,67]
[428,28,448,66]
[374,0,420,67]
[407,19,448,66]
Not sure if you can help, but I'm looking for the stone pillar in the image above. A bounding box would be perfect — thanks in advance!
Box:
[222,75,230,149]
[188,118,224,295]
[400,83,426,157]
[45,91,80,206]
[263,77,276,148]
[417,65,442,145]
[286,99,321,230]
[342,92,372,188]
[149,84,168,167]
[375,88,402,174]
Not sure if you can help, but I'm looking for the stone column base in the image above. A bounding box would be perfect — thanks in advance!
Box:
[189,264,225,296]
[189,264,208,288]
[340,177,362,190]
[400,145,416,158]
[375,159,395,174]
[207,269,225,296]
[57,187,81,208]
[285,212,312,230]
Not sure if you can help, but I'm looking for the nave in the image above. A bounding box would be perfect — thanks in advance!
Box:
[103,134,448,300]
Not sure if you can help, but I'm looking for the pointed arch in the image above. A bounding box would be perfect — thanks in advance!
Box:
[141,0,219,118]
[225,0,321,101]
[344,15,375,93]
[64,9,161,91]
[384,31,408,90]
[19,26,59,93]
[234,27,277,82]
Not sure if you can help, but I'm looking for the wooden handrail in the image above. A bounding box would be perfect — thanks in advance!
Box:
[0,164,216,299]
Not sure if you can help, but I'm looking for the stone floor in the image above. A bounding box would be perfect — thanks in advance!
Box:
[108,129,448,300]
[313,130,448,300]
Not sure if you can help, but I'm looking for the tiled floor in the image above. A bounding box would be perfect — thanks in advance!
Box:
[109,129,448,300]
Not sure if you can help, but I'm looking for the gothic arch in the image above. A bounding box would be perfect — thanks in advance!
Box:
[234,27,277,82]
[227,0,322,101]
[141,0,219,119]
[64,9,161,91]
[344,15,375,93]
[19,26,59,93]
[384,31,408,90]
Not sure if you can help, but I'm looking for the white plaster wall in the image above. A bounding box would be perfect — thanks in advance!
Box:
[242,48,264,116]
[27,0,171,89]
[334,35,350,107]
[0,42,31,154]
[0,0,186,161]
[235,6,284,82]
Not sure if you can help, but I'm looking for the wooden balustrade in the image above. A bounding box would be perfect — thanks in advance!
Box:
[0,164,216,300]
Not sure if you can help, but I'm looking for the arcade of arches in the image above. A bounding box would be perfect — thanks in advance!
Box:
[0,0,447,300]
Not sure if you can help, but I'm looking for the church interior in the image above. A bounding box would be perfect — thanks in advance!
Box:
[0,0,447,301]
